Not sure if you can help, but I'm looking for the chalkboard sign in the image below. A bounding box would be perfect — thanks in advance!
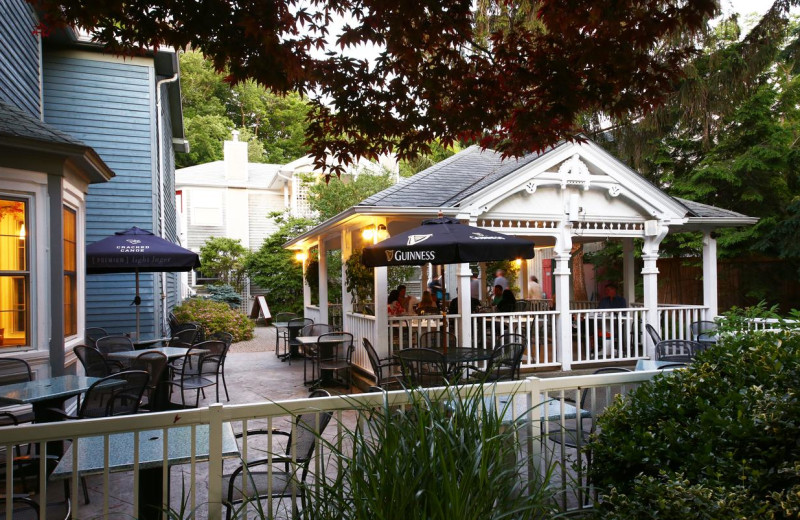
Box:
[250,295,271,320]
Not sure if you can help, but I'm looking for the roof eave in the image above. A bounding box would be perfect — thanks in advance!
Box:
[681,216,760,230]
[1,135,114,183]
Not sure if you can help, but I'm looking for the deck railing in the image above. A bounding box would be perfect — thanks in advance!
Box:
[472,311,560,368]
[1,371,661,519]
[345,311,376,369]
[657,305,707,340]
[571,307,647,363]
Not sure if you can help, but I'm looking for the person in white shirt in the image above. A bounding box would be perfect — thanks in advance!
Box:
[470,272,480,300]
[494,269,508,291]
[528,275,543,299]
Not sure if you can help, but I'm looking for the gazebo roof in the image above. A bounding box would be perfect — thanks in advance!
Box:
[285,138,756,249]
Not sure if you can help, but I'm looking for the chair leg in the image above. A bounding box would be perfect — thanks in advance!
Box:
[221,369,230,401]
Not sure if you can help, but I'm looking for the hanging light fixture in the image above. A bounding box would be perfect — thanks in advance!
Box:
[362,223,389,242]
[295,251,307,262]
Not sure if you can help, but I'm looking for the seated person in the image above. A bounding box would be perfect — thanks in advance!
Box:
[491,284,504,308]
[416,290,439,314]
[598,284,627,309]
[497,289,517,313]
[387,289,405,316]
[448,296,482,314]
[397,284,418,314]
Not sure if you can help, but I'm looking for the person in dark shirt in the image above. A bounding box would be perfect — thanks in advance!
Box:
[598,283,627,309]
[497,289,517,313]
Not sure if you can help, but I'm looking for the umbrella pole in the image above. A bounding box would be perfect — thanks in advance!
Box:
[135,269,140,341]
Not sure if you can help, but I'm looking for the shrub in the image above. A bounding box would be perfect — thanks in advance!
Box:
[172,298,254,342]
[303,385,558,520]
[205,284,243,308]
[589,328,800,519]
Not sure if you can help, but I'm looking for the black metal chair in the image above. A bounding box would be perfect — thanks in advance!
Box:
[74,344,123,377]
[298,323,336,385]
[167,345,218,408]
[285,318,313,364]
[396,348,449,387]
[317,332,355,389]
[645,323,662,349]
[655,339,702,363]
[418,331,458,350]
[130,351,168,412]
[690,320,718,346]
[84,327,108,349]
[207,331,234,401]
[192,340,228,402]
[223,389,333,520]
[464,342,525,382]
[95,335,134,355]
[0,358,34,427]
[514,300,532,312]
[273,312,298,359]
[363,337,401,389]
[169,325,201,347]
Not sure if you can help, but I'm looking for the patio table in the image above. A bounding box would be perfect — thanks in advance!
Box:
[107,347,208,411]
[0,375,113,424]
[635,359,684,371]
[296,335,352,386]
[51,423,239,520]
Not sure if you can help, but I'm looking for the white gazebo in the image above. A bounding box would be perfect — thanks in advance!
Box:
[285,138,756,375]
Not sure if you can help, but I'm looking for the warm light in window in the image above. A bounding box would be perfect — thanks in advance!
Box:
[18,223,25,240]
[295,252,307,262]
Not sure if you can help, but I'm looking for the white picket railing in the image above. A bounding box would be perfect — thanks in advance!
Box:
[304,305,322,325]
[571,307,647,363]
[387,314,461,356]
[1,371,662,519]
[657,305,707,341]
[472,311,560,368]
[345,312,376,370]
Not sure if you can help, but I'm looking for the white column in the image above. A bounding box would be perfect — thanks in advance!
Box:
[318,240,328,325]
[479,262,487,303]
[374,266,389,357]
[642,227,667,359]
[622,238,635,305]
[554,230,573,371]
[457,263,472,348]
[702,231,718,320]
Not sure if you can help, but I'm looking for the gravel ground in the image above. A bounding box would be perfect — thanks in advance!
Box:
[228,324,276,353]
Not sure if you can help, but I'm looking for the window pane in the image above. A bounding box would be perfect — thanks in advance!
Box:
[64,206,77,336]
[0,198,28,347]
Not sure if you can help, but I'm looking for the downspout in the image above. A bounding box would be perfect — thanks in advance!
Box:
[156,73,179,336]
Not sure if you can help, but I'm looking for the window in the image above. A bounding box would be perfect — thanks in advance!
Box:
[0,198,29,347]
[190,189,223,227]
[64,206,77,336]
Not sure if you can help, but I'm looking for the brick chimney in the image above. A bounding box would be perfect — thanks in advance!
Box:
[224,130,248,181]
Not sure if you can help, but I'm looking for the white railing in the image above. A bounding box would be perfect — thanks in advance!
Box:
[1,371,662,519]
[657,305,707,341]
[570,300,598,310]
[304,305,322,325]
[387,314,461,356]
[472,311,559,368]
[345,312,376,370]
[571,307,647,363]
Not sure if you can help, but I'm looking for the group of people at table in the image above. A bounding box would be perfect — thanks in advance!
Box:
[386,269,557,317]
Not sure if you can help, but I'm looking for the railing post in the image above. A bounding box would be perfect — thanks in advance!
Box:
[207,403,224,520]
[702,231,718,320]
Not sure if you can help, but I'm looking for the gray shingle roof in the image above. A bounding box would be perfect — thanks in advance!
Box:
[0,101,87,147]
[675,198,751,219]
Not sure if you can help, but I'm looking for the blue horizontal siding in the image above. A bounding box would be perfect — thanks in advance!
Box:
[43,53,159,336]
[0,0,40,116]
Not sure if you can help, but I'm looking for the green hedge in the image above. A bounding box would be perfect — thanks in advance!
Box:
[172,298,254,342]
[589,331,800,519]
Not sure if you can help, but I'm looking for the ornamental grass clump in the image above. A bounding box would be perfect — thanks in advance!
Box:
[588,323,800,519]
[172,298,254,342]
[302,384,557,520]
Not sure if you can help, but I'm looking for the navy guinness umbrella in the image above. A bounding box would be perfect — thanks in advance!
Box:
[86,227,200,338]
[362,217,534,267]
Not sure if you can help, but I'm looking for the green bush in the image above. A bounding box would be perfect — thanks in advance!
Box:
[172,298,254,342]
[204,284,243,308]
[589,329,800,519]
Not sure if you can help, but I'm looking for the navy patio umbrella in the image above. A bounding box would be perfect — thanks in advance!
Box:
[86,226,200,338]
[362,216,534,268]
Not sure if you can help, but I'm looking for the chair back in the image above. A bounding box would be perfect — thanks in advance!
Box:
[514,300,532,312]
[291,389,334,470]
[274,312,298,326]
[301,323,335,337]
[0,358,33,384]
[80,370,149,418]
[396,348,448,387]
[690,320,717,342]
[655,339,700,362]
[85,327,108,348]
[485,342,525,381]
[645,324,662,349]
[95,335,134,355]
[363,337,383,383]
[317,332,353,361]
[193,340,226,374]
[580,367,633,411]
[131,351,168,406]
[288,317,313,330]
[207,331,234,348]
[170,326,200,347]
[496,332,527,349]
[418,331,458,350]
[74,345,114,377]
[168,312,180,332]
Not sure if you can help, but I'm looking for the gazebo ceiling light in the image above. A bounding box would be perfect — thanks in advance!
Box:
[362,224,389,242]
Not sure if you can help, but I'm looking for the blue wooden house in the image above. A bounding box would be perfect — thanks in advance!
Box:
[0,0,186,376]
